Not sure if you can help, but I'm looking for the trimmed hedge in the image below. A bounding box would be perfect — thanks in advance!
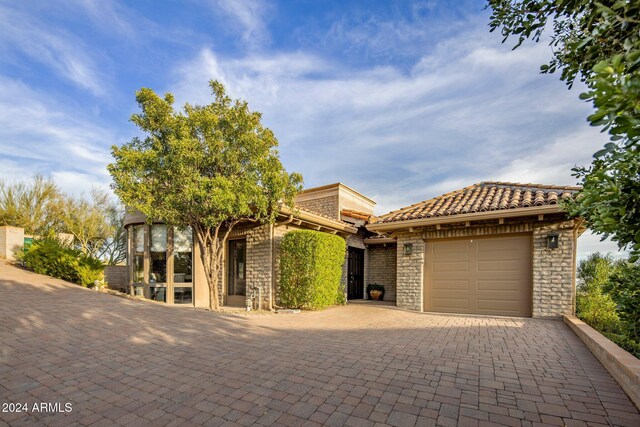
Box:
[23,238,104,287]
[279,230,346,310]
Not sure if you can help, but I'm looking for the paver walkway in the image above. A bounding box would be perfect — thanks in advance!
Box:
[0,261,638,427]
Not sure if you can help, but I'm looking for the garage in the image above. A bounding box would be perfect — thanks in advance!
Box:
[423,234,532,317]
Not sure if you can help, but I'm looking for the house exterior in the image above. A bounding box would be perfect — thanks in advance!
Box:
[123,181,585,317]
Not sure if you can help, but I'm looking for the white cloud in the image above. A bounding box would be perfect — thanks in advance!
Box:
[0,3,106,96]
[0,77,116,196]
[206,0,271,49]
[577,230,628,261]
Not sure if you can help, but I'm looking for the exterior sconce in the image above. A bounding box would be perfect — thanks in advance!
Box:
[547,232,559,249]
[403,243,413,255]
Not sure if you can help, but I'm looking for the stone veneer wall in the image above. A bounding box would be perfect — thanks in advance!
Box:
[296,195,340,219]
[396,235,424,311]
[532,221,576,317]
[245,224,273,310]
[367,244,397,301]
[394,219,578,317]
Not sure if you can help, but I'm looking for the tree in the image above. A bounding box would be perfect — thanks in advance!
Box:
[96,203,127,265]
[487,0,640,261]
[60,190,114,259]
[108,80,302,310]
[0,175,64,235]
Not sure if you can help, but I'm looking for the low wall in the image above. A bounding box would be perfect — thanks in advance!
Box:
[0,226,24,260]
[564,315,640,410]
[104,265,128,291]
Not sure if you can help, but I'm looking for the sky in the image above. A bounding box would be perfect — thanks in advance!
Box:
[0,0,628,259]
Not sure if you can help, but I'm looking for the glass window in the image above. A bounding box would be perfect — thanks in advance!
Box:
[132,225,144,284]
[174,227,193,305]
[150,224,167,302]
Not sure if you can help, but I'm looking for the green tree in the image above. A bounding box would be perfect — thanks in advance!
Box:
[96,203,127,265]
[487,0,640,261]
[60,190,114,259]
[0,175,64,235]
[108,80,302,310]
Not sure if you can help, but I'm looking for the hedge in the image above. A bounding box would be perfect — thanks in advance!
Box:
[278,230,346,310]
[22,237,104,287]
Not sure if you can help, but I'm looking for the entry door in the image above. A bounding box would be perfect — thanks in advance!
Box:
[347,248,364,300]
[226,239,246,307]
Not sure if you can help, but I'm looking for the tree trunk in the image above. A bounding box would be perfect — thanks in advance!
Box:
[195,222,239,311]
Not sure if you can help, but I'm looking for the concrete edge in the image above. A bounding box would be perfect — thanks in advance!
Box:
[563,314,640,410]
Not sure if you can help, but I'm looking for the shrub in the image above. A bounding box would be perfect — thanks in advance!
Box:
[607,262,640,343]
[23,237,104,287]
[576,289,621,333]
[279,230,346,310]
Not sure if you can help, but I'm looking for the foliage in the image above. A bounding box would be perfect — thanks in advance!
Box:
[576,288,621,333]
[576,252,622,291]
[60,190,115,259]
[487,0,640,261]
[279,230,346,310]
[23,237,104,287]
[109,80,302,310]
[0,175,64,235]
[575,253,639,358]
[366,283,385,300]
[607,262,640,343]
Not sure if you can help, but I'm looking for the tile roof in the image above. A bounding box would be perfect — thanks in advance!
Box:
[341,209,375,221]
[377,182,580,224]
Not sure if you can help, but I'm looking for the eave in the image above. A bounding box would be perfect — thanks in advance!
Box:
[367,205,565,233]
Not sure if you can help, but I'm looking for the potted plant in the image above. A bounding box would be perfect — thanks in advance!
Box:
[367,284,385,301]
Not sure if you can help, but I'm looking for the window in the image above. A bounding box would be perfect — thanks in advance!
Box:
[150,224,167,302]
[132,225,144,296]
[173,227,193,305]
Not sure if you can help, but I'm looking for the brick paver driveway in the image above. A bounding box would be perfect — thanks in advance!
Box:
[1,262,638,427]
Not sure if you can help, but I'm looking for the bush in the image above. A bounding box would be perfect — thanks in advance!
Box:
[23,237,104,287]
[576,289,621,333]
[279,230,346,310]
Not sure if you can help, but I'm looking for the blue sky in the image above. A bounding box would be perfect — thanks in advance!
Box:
[0,0,626,258]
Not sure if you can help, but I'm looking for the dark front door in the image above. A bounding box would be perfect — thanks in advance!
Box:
[347,247,364,300]
[226,239,247,306]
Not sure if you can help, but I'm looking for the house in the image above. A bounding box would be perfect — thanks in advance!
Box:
[123,181,585,317]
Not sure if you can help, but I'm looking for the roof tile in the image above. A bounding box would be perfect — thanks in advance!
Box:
[378,182,580,224]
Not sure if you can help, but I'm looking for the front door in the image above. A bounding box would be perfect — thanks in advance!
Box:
[347,247,364,300]
[226,239,247,307]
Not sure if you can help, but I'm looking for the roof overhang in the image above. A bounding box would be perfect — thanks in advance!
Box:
[280,205,358,234]
[363,237,397,245]
[367,204,565,233]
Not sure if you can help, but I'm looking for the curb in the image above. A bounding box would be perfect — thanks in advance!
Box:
[563,314,640,410]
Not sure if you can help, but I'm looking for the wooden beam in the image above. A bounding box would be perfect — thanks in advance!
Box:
[538,214,544,221]
[436,224,441,230]
[498,218,504,225]
[465,221,470,227]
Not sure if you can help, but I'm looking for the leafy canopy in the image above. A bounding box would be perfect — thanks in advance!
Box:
[487,0,640,261]
[108,80,302,230]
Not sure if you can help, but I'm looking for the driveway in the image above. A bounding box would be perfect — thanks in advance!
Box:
[1,262,638,427]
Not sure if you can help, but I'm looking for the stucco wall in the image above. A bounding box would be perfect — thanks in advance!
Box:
[0,226,24,261]
[367,244,397,301]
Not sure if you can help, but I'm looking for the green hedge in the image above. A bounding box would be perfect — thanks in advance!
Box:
[23,238,104,287]
[279,230,346,309]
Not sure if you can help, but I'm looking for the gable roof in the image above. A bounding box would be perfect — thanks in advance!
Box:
[375,182,580,225]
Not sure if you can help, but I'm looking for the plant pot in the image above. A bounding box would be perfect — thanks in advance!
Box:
[369,290,382,301]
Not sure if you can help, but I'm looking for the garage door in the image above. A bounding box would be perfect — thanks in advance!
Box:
[424,235,532,317]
